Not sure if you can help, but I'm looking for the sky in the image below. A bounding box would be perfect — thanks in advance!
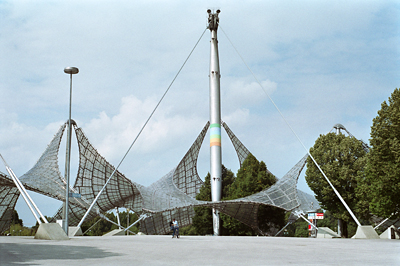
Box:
[0,0,399,227]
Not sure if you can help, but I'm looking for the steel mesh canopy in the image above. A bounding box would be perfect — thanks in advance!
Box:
[172,122,209,198]
[0,172,20,234]
[19,123,67,200]
[0,120,321,235]
[139,128,317,235]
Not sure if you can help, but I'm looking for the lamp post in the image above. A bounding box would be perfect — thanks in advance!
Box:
[63,66,79,235]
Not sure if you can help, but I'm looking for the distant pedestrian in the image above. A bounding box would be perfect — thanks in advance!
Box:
[169,220,174,236]
[172,218,179,238]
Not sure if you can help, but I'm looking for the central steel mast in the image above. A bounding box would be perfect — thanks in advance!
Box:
[207,9,222,236]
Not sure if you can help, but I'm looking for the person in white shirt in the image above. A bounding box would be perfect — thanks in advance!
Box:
[172,218,179,238]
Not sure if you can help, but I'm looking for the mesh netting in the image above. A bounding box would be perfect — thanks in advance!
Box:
[0,121,320,235]
[0,172,20,234]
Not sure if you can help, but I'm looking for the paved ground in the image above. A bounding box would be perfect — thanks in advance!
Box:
[0,235,399,265]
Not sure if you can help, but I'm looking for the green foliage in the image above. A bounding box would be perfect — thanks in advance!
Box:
[81,211,139,236]
[3,210,36,236]
[117,211,139,234]
[183,165,235,235]
[279,212,308,237]
[222,154,285,236]
[184,154,286,236]
[305,132,368,237]
[189,172,213,235]
[224,154,276,200]
[11,210,23,227]
[4,223,35,236]
[316,210,337,230]
[292,219,309,237]
[365,88,400,219]
[285,210,358,238]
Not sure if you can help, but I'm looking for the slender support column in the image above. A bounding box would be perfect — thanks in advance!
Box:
[208,9,222,236]
[0,154,48,224]
[127,208,130,235]
[63,67,79,235]
[116,207,122,229]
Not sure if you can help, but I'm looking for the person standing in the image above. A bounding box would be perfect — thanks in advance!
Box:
[169,220,174,236]
[172,218,179,238]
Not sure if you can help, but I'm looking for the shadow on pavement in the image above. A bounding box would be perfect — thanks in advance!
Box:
[0,243,120,265]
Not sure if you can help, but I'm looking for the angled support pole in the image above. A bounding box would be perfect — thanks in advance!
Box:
[0,154,48,224]
[116,207,122,229]
[124,213,148,232]
[275,221,293,237]
[98,212,136,235]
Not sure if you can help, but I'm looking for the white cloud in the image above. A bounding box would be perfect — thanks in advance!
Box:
[222,78,276,109]
[81,94,206,163]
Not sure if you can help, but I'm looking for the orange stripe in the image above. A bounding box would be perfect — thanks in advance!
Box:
[210,141,221,147]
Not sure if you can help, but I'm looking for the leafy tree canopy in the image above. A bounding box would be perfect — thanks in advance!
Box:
[184,165,235,236]
[81,211,139,236]
[222,153,285,236]
[305,132,368,237]
[366,88,400,218]
[183,154,286,236]
[11,210,23,227]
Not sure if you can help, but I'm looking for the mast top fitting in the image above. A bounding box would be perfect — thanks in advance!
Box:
[207,9,220,31]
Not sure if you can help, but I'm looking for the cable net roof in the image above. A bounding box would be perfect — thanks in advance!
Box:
[0,120,320,235]
[0,172,20,234]
[19,124,67,200]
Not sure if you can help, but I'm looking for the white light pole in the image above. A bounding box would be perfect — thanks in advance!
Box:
[63,66,79,235]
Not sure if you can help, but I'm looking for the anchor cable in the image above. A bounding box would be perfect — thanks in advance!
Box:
[220,25,362,227]
[78,27,208,227]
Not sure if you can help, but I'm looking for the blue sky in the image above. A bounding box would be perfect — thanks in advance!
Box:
[0,1,399,226]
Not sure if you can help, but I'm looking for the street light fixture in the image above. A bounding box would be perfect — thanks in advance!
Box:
[63,66,79,235]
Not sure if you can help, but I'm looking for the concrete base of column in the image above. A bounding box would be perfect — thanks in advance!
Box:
[317,227,341,238]
[69,226,83,237]
[34,223,69,240]
[380,225,399,239]
[102,229,125,236]
[352,225,379,239]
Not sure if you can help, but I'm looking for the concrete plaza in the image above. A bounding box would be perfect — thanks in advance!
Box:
[0,235,399,265]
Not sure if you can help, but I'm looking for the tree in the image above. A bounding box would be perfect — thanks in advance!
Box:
[81,212,122,236]
[305,132,368,237]
[3,210,38,236]
[365,88,400,219]
[116,210,139,234]
[222,153,285,236]
[285,210,358,238]
[183,165,235,235]
[11,210,23,227]
[183,154,286,236]
[189,173,213,235]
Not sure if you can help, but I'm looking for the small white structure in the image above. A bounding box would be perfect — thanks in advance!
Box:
[380,226,399,239]
[352,225,379,239]
[35,223,69,240]
[103,229,125,236]
[69,226,83,237]
[317,227,341,238]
